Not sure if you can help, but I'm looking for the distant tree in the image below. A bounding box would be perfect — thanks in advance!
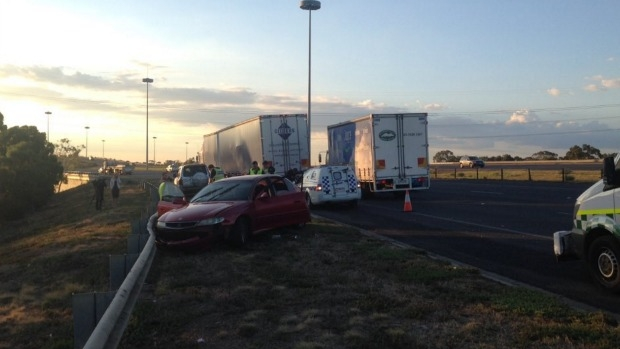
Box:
[564,144,602,160]
[54,138,83,171]
[581,144,602,159]
[0,117,64,220]
[433,150,457,163]
[531,150,558,160]
[601,152,618,159]
[500,154,514,161]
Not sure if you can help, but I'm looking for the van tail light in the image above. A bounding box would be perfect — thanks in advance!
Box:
[315,185,322,191]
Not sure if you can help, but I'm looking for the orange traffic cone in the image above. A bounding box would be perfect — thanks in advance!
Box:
[403,190,412,212]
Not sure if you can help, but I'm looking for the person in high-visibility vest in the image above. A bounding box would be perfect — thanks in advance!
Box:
[248,161,264,175]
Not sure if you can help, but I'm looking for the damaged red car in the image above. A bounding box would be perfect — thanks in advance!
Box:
[155,175,311,248]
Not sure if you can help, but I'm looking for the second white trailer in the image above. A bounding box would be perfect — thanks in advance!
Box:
[327,113,430,194]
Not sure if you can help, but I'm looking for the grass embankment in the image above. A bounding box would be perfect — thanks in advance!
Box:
[0,178,151,349]
[122,224,620,348]
[431,167,602,182]
[1,173,619,349]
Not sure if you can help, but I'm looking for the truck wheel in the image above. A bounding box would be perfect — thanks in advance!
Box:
[587,236,620,292]
[230,217,250,247]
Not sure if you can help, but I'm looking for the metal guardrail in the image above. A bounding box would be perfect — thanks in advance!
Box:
[80,183,159,349]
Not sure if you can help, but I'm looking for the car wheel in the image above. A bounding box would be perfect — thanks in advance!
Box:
[587,235,620,292]
[469,163,474,168]
[459,163,464,168]
[230,217,250,247]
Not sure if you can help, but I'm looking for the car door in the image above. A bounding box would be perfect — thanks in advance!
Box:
[251,179,282,232]
[271,177,309,225]
[329,168,349,199]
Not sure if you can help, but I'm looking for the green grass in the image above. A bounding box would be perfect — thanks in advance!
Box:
[120,223,620,349]
[0,177,152,349]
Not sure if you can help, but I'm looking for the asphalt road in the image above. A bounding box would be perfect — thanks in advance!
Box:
[311,179,620,315]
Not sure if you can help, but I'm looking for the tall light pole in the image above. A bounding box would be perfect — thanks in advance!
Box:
[142,77,154,170]
[300,0,320,164]
[102,139,105,159]
[153,136,157,165]
[45,111,52,142]
[185,141,188,162]
[84,126,90,158]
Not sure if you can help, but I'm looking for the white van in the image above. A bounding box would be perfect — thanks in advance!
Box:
[554,154,620,291]
[300,165,361,208]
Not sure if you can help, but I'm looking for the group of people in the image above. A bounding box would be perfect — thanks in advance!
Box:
[248,160,275,175]
[92,173,122,210]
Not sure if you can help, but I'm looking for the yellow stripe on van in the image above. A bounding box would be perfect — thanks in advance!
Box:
[577,209,620,216]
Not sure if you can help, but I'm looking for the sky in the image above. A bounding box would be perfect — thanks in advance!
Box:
[1,0,620,165]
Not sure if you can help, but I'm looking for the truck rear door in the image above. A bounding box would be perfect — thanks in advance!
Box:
[372,114,429,187]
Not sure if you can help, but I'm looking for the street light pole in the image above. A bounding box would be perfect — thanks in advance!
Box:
[84,126,90,158]
[300,0,320,165]
[142,77,154,170]
[45,111,51,142]
[185,141,188,162]
[102,139,105,159]
[153,136,157,165]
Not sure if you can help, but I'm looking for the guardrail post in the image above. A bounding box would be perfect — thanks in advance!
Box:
[72,291,116,349]
[500,168,504,181]
[562,168,565,182]
[528,168,532,181]
[110,254,140,291]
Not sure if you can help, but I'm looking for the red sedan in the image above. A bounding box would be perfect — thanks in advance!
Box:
[155,175,311,248]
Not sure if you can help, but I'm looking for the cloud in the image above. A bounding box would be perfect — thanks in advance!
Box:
[505,110,539,125]
[601,78,620,89]
[584,84,601,92]
[584,75,620,92]
[423,103,444,111]
[547,88,561,97]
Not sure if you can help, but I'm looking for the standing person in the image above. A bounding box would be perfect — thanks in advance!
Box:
[248,161,264,175]
[159,172,171,200]
[262,160,274,175]
[92,177,106,210]
[109,172,121,206]
[208,164,217,183]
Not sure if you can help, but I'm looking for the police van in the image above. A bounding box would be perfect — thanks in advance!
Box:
[554,154,620,291]
[300,165,361,208]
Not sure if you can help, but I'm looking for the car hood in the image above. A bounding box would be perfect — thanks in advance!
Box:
[159,201,240,222]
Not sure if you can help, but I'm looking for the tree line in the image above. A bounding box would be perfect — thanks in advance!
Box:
[433,144,618,163]
[0,112,65,221]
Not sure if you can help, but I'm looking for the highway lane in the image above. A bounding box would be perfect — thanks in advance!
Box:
[311,179,620,315]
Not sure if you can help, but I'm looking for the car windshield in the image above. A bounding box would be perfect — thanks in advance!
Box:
[190,181,253,202]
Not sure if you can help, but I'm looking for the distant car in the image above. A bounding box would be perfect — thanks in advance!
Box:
[156,175,311,248]
[174,164,209,198]
[166,163,179,172]
[300,165,361,208]
[459,156,485,168]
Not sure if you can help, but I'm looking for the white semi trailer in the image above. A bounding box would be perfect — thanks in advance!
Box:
[327,113,430,195]
[202,114,310,176]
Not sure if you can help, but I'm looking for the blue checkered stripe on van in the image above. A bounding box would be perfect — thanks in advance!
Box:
[347,174,357,192]
[320,176,332,194]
